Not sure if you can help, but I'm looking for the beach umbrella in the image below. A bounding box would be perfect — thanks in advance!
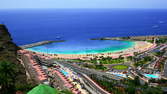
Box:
[27,84,59,94]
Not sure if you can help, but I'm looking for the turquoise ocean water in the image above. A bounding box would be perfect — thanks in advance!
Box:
[27,40,135,54]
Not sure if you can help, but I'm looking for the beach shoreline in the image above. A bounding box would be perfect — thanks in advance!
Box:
[23,40,155,60]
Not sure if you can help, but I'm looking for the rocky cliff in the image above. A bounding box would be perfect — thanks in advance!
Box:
[0,24,27,85]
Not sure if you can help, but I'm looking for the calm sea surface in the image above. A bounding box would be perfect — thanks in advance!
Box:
[0,9,167,45]
[0,9,167,54]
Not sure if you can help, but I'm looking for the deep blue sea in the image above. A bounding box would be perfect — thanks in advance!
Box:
[0,9,167,46]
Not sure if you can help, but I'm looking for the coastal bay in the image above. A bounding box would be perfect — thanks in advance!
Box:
[26,40,155,60]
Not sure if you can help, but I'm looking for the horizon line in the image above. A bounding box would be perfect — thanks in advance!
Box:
[0,7,167,10]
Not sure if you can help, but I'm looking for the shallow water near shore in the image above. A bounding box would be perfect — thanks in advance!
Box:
[27,40,135,54]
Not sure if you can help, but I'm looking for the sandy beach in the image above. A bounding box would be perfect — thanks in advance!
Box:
[53,41,155,60]
[22,41,156,60]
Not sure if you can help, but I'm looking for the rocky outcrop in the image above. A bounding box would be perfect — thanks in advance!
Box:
[0,24,27,85]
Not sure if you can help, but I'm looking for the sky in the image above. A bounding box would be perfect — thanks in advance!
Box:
[0,0,167,9]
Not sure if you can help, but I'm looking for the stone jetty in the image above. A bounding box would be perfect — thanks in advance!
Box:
[20,40,64,49]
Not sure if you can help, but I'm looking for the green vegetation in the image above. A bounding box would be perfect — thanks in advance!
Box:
[68,56,128,70]
[90,56,125,64]
[15,84,36,93]
[156,37,167,44]
[127,56,133,61]
[112,65,128,70]
[124,77,163,94]
[0,24,30,93]
[68,59,88,63]
[90,74,163,94]
[146,40,154,43]
[90,74,118,93]
[82,63,107,71]
[149,79,167,86]
[0,61,18,94]
[134,56,153,67]
[0,61,35,94]
[70,56,128,65]
[59,89,73,94]
[95,64,107,70]
[154,51,165,57]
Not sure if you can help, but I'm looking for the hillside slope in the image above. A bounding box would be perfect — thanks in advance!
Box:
[0,24,27,86]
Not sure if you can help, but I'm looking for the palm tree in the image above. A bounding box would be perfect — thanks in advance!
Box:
[0,61,17,94]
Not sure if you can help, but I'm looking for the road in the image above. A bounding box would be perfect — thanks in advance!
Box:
[55,61,123,81]
[136,44,167,69]
[55,61,112,94]
[79,73,110,94]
